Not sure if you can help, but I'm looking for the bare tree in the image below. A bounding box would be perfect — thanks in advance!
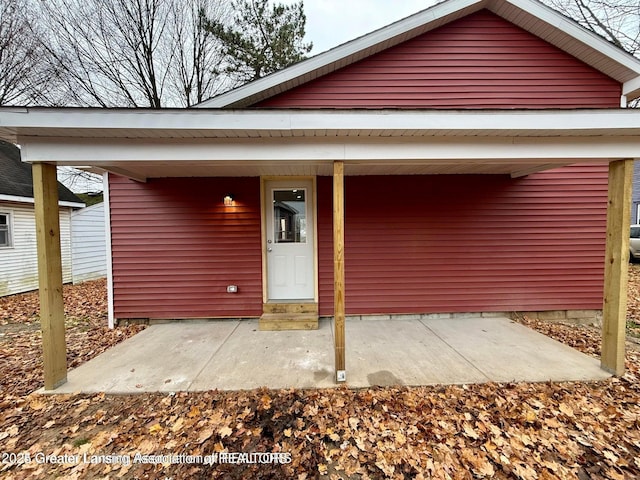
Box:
[34,0,172,107]
[0,0,53,105]
[544,0,639,106]
[167,0,231,106]
[57,167,104,194]
[544,0,639,56]
[33,0,229,107]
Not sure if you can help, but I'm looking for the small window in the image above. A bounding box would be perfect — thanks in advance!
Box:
[631,226,640,239]
[273,189,307,244]
[0,213,11,247]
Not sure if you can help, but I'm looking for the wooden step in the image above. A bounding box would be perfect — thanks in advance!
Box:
[259,313,319,331]
[262,302,318,315]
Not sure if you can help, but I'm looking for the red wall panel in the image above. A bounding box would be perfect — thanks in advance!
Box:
[109,175,262,319]
[110,166,607,319]
[257,10,620,109]
[317,165,608,316]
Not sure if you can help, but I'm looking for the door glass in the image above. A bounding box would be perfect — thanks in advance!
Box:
[273,189,306,243]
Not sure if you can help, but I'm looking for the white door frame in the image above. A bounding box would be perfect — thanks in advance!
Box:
[261,176,318,303]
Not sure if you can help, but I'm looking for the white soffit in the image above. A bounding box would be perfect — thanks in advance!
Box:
[197,0,640,108]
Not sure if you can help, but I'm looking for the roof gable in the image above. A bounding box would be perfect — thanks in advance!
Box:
[0,141,83,204]
[198,0,640,108]
[256,10,620,109]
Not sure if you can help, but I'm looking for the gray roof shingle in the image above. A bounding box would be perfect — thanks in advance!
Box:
[0,140,82,204]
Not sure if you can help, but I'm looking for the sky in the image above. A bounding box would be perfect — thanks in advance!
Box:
[281,0,440,54]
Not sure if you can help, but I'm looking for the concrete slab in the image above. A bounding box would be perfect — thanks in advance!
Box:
[189,319,335,390]
[51,321,240,394]
[345,318,489,386]
[42,315,611,394]
[424,316,611,383]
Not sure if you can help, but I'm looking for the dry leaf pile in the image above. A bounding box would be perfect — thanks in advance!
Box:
[0,279,639,479]
[626,264,640,338]
[0,279,144,396]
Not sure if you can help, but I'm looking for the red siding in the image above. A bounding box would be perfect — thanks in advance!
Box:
[257,10,620,109]
[109,175,262,319]
[317,165,608,316]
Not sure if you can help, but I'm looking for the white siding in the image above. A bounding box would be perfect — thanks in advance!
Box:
[71,202,106,283]
[0,202,73,296]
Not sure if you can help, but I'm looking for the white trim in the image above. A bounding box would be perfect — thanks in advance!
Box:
[0,193,84,208]
[102,166,147,183]
[0,209,14,249]
[103,172,115,329]
[197,0,483,108]
[505,0,640,73]
[18,136,640,164]
[623,77,640,98]
[3,108,640,140]
[196,0,640,108]
[510,163,569,178]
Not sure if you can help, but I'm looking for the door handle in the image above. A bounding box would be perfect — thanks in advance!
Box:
[267,247,272,252]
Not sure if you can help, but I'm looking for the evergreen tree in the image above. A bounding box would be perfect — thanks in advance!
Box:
[204,0,312,85]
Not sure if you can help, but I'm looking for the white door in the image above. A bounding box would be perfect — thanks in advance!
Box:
[265,179,315,300]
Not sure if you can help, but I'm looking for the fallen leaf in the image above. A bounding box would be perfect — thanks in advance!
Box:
[558,403,574,417]
[197,428,214,444]
[348,417,359,430]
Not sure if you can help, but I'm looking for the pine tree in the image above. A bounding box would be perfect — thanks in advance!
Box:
[204,0,312,85]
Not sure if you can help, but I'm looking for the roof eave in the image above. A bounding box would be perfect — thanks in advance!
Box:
[623,77,640,101]
[0,193,84,208]
[197,0,640,108]
[2,108,640,142]
[196,0,488,108]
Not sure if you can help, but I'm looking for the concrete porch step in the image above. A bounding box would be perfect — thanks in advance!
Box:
[259,313,319,331]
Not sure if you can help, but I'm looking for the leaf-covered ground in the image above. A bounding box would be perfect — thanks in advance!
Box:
[0,278,639,479]
[626,264,640,338]
[0,279,145,397]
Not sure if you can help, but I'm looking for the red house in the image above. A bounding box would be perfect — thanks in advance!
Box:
[2,0,640,388]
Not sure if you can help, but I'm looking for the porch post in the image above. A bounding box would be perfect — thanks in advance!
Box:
[334,160,346,382]
[601,158,633,376]
[32,162,67,389]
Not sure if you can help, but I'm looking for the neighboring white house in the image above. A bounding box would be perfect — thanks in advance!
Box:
[71,202,106,283]
[0,141,84,297]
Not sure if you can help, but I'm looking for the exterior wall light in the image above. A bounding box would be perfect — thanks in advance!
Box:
[223,195,234,206]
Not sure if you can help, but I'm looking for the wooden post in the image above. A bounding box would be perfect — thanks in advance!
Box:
[333,160,346,382]
[601,158,633,376]
[33,163,67,390]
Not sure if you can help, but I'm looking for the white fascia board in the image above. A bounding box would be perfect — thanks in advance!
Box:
[19,136,640,163]
[287,110,640,133]
[60,201,86,208]
[504,0,640,77]
[2,108,293,132]
[197,0,640,108]
[101,166,147,183]
[6,109,640,139]
[197,0,486,108]
[0,194,84,208]
[623,77,640,100]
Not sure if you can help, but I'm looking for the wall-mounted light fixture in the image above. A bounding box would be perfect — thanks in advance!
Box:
[223,194,234,206]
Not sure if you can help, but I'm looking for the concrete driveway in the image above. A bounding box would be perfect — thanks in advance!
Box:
[46,316,610,393]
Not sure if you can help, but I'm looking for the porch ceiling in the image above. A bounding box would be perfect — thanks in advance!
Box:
[75,160,575,178]
[2,108,640,179]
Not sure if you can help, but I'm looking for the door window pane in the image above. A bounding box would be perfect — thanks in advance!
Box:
[273,189,306,243]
